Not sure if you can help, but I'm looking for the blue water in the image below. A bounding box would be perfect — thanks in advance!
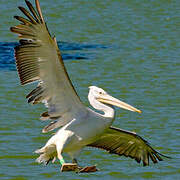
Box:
[0,0,180,179]
[0,42,107,71]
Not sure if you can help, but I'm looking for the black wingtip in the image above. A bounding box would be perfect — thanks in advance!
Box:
[9,27,13,32]
[25,0,32,7]
[14,15,18,19]
[18,6,24,10]
[158,152,172,159]
[25,0,32,9]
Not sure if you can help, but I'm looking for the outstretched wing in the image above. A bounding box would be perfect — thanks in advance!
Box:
[87,126,169,166]
[10,0,86,132]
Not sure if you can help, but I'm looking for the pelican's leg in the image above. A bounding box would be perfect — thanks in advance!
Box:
[71,156,98,173]
[58,153,65,165]
[72,158,78,164]
[72,158,83,171]
[56,132,78,172]
[70,150,80,165]
[73,157,98,173]
[68,150,98,173]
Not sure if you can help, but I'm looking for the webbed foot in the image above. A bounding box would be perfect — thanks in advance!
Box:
[78,165,98,173]
[60,163,78,172]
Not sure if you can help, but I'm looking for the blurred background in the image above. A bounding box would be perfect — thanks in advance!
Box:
[0,0,179,179]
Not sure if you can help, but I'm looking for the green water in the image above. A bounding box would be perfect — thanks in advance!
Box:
[0,0,180,179]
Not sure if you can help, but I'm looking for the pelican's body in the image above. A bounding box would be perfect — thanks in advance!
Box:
[11,0,169,172]
[36,86,118,164]
[41,107,112,160]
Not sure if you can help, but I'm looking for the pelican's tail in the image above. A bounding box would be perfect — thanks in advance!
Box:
[35,144,57,165]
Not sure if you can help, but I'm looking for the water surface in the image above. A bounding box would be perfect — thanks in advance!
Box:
[0,0,180,179]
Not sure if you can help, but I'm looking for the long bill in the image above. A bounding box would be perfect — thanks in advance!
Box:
[97,94,142,113]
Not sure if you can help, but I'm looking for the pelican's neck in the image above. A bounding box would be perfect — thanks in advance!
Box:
[88,96,115,118]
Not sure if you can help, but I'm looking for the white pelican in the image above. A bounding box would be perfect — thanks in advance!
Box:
[11,0,169,173]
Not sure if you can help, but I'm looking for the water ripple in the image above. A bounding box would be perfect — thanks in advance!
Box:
[0,42,108,71]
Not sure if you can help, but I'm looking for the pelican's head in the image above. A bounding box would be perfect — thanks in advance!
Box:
[88,86,141,113]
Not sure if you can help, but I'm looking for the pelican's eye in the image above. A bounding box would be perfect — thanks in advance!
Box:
[99,91,103,95]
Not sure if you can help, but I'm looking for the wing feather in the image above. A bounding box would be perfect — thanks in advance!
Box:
[14,16,32,25]
[18,6,38,24]
[87,126,170,166]
[25,0,40,22]
[11,0,86,132]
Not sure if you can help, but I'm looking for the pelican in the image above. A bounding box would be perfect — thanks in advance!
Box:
[10,0,169,173]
